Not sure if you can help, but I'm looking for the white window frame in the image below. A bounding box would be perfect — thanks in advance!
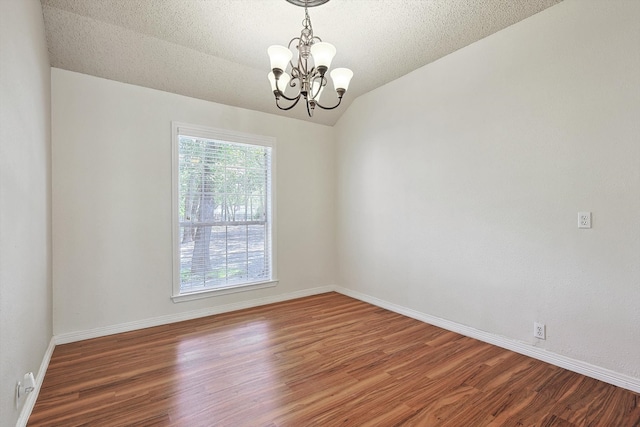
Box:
[171,122,277,302]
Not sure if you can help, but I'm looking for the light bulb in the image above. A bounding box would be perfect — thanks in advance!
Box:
[268,71,291,93]
[310,42,336,71]
[310,80,325,100]
[267,45,292,72]
[330,68,353,92]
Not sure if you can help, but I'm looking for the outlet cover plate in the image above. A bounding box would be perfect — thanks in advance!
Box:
[578,212,591,229]
[534,322,546,340]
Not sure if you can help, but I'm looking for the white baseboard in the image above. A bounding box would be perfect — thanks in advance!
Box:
[334,286,640,394]
[54,285,337,345]
[16,336,55,427]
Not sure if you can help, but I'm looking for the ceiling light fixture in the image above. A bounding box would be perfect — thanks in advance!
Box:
[267,0,353,117]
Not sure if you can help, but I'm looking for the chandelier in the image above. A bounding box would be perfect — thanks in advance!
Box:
[267,0,353,117]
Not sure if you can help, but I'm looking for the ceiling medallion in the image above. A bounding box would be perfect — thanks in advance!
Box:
[267,0,353,117]
[285,0,331,7]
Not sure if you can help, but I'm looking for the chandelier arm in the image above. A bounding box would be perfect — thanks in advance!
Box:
[298,56,310,78]
[275,78,301,101]
[288,37,308,77]
[276,95,302,111]
[308,74,326,100]
[278,91,301,102]
[314,95,344,110]
[288,37,301,52]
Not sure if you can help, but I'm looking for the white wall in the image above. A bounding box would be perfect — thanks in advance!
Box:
[52,69,336,335]
[335,0,640,380]
[0,0,52,425]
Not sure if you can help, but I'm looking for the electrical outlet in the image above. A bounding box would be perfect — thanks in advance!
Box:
[578,212,591,229]
[534,322,546,340]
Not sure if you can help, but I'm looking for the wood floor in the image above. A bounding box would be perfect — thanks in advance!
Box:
[29,293,639,426]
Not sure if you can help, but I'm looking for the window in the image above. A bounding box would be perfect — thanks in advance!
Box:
[172,123,276,301]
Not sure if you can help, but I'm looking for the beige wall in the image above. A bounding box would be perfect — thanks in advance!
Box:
[335,0,640,379]
[51,68,336,335]
[0,0,52,425]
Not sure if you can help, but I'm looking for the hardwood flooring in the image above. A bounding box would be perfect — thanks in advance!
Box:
[29,293,639,426]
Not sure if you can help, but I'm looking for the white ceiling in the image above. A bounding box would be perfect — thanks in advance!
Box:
[41,0,562,126]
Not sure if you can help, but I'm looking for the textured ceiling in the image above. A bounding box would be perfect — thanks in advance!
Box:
[41,0,562,126]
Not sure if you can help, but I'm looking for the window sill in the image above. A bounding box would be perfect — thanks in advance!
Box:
[171,280,278,303]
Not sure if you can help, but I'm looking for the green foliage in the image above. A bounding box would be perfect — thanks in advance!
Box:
[178,136,268,223]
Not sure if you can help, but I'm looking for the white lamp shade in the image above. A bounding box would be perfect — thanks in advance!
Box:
[330,67,353,91]
[268,45,292,71]
[310,79,325,100]
[310,42,336,70]
[268,71,291,93]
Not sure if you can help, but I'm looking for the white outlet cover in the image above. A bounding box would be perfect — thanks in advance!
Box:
[578,212,591,229]
[534,322,546,340]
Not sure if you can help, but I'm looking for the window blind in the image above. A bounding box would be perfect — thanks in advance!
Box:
[176,132,272,294]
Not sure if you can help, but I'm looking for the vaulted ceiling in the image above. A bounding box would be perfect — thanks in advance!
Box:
[41,0,562,126]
